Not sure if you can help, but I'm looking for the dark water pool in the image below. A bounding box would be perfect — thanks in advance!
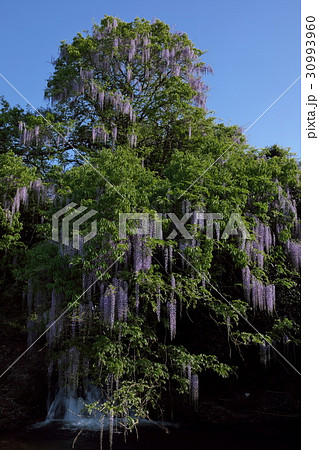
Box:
[0,421,300,450]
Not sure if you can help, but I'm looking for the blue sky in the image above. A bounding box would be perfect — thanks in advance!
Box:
[0,0,300,156]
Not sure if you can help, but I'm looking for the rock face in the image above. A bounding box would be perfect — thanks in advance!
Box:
[0,324,47,430]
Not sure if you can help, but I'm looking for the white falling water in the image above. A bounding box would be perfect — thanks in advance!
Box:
[46,383,103,430]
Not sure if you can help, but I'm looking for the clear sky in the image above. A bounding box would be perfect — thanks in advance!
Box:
[0,0,300,156]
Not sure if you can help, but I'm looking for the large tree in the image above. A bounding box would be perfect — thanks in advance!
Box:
[1,14,300,446]
[44,16,214,169]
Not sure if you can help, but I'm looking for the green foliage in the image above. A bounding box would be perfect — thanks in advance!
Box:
[0,13,300,437]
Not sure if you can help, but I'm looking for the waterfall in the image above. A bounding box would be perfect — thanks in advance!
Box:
[44,383,176,432]
[46,383,103,430]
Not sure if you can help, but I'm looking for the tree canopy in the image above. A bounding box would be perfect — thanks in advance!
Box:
[0,14,300,446]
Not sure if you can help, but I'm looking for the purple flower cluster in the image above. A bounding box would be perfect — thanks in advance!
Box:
[109,409,114,449]
[190,374,199,408]
[10,186,28,216]
[114,278,129,322]
[265,284,276,313]
[18,122,41,146]
[5,179,45,224]
[93,18,118,40]
[135,282,140,313]
[182,199,191,214]
[133,235,143,272]
[253,275,275,313]
[168,245,173,271]
[128,132,137,148]
[167,275,177,340]
[285,240,301,269]
[31,179,45,204]
[167,300,176,340]
[132,231,153,274]
[246,220,274,269]
[215,221,220,241]
[251,276,264,310]
[111,123,117,145]
[92,126,109,144]
[242,266,275,314]
[100,279,128,326]
[242,266,251,302]
[164,247,169,272]
[99,285,115,327]
[83,272,95,302]
[156,286,161,321]
[275,187,301,268]
[128,39,136,61]
[187,363,192,382]
[293,220,301,240]
[102,92,135,122]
